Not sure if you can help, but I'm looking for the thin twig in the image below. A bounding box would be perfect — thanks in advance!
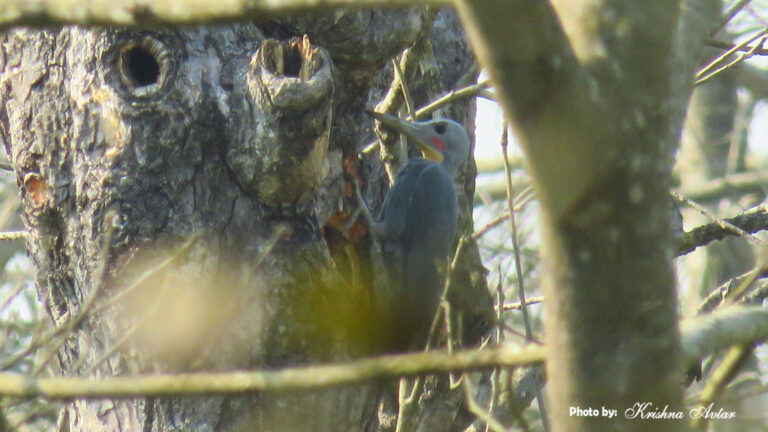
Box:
[698,266,768,313]
[425,238,468,349]
[704,38,768,56]
[88,233,202,316]
[501,123,549,430]
[714,0,753,35]
[0,231,26,241]
[1,231,201,372]
[672,191,764,248]
[688,381,768,406]
[478,89,496,101]
[473,186,535,241]
[395,371,428,432]
[679,170,768,203]
[725,93,753,175]
[392,58,415,119]
[78,298,156,376]
[746,3,768,28]
[501,124,533,341]
[7,399,60,432]
[346,174,376,233]
[743,280,768,305]
[372,8,439,183]
[485,269,504,432]
[696,28,767,79]
[463,376,508,432]
[497,296,545,312]
[0,283,27,316]
[361,80,492,158]
[722,254,768,305]
[1,213,118,372]
[412,80,491,120]
[31,211,119,376]
[76,226,287,375]
[691,345,753,429]
[253,224,293,270]
[696,30,768,86]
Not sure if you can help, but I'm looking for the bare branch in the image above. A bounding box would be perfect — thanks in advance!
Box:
[0,306,764,401]
[0,345,545,399]
[676,205,768,256]
[0,0,446,27]
[498,296,545,312]
[672,191,764,247]
[371,8,439,182]
[0,230,26,241]
[716,0,753,34]
[705,38,768,56]
[691,345,753,429]
[696,29,768,86]
[678,170,768,202]
[413,80,491,120]
[698,268,768,313]
[682,306,768,370]
[501,120,549,429]
[462,376,508,432]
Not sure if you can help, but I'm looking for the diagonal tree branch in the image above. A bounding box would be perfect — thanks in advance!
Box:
[678,170,768,203]
[677,205,768,255]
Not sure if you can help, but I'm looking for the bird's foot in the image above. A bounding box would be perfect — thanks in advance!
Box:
[343,173,376,236]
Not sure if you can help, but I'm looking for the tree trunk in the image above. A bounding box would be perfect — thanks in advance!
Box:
[0,9,491,431]
[451,1,713,430]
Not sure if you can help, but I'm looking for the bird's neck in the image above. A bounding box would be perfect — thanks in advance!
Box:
[411,153,461,177]
[439,155,462,177]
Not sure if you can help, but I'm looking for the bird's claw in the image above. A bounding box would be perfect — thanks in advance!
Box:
[343,172,376,236]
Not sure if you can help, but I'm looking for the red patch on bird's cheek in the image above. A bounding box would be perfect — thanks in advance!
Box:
[431,137,445,151]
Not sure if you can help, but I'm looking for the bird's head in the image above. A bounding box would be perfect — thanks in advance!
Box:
[366,111,470,175]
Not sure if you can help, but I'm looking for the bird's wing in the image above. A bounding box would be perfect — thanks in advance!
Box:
[401,162,458,255]
[377,158,458,263]
[376,159,459,349]
[377,159,456,238]
[377,160,425,239]
[400,161,458,309]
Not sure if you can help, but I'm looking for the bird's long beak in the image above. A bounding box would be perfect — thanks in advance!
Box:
[365,111,444,163]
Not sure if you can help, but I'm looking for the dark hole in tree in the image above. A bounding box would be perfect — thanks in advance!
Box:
[121,46,161,87]
[283,45,302,77]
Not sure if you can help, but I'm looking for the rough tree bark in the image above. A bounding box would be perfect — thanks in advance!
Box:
[451,1,714,431]
[0,8,492,431]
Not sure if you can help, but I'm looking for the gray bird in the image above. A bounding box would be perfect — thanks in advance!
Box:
[365,111,470,351]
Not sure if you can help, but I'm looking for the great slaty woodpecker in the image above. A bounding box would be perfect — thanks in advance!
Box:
[364,111,470,352]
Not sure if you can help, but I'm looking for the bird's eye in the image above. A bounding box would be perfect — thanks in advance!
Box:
[433,123,447,134]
